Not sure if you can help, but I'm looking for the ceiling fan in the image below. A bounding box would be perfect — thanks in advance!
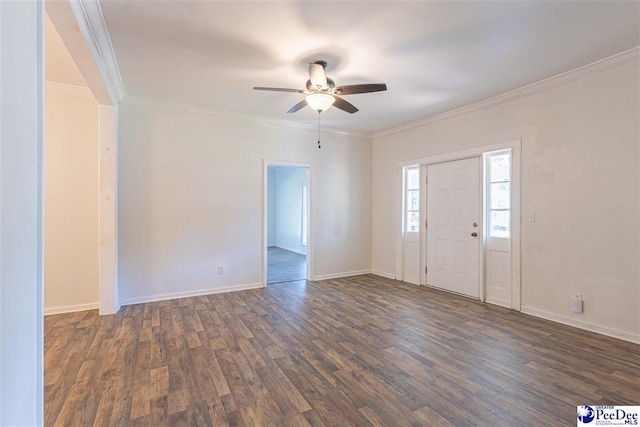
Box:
[254,60,387,115]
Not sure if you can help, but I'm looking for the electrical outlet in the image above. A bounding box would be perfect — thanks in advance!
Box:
[217,266,224,274]
[571,293,583,313]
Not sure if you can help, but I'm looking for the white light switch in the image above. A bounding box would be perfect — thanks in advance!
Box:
[527,212,536,222]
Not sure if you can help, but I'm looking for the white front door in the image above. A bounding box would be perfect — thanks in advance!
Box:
[426,157,480,298]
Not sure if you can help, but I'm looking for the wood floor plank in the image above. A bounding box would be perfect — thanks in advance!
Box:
[167,409,189,427]
[93,382,118,427]
[149,395,168,426]
[45,275,640,426]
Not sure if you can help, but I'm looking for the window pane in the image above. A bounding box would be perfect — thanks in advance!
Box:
[405,166,420,233]
[406,211,419,233]
[408,189,419,211]
[406,167,419,190]
[490,182,510,209]
[490,210,510,238]
[490,154,510,182]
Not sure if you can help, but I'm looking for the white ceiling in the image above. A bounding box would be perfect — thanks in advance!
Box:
[100,1,639,134]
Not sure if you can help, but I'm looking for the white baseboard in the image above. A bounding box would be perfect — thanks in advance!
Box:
[313,269,371,281]
[521,305,640,344]
[44,301,99,316]
[371,270,396,280]
[120,282,265,306]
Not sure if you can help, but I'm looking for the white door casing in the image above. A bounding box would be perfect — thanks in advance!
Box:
[426,157,481,298]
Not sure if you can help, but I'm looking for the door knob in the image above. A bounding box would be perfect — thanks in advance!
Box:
[471,232,478,237]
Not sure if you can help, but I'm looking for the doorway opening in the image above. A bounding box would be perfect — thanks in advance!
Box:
[264,163,311,285]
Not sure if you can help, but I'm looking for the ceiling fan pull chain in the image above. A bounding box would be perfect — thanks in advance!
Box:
[317,112,321,149]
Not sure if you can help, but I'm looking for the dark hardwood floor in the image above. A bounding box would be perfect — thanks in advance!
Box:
[44,275,640,426]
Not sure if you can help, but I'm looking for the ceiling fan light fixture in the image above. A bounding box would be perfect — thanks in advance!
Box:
[305,93,335,112]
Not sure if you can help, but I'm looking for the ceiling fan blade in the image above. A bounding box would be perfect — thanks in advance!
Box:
[287,100,308,113]
[332,96,359,114]
[309,62,327,88]
[254,87,304,93]
[335,83,387,95]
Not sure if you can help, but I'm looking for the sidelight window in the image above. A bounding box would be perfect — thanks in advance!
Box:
[487,151,511,238]
[404,166,420,233]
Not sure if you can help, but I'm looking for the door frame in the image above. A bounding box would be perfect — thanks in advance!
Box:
[262,160,313,286]
[395,139,521,310]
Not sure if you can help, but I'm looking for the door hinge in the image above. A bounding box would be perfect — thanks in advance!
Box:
[425,220,428,229]
[425,267,428,274]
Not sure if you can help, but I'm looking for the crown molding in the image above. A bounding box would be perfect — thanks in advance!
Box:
[69,0,125,104]
[121,95,372,138]
[45,81,93,97]
[373,46,640,139]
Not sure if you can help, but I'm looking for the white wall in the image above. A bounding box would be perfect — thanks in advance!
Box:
[0,1,44,424]
[117,101,372,303]
[270,166,308,255]
[44,87,99,314]
[372,61,640,342]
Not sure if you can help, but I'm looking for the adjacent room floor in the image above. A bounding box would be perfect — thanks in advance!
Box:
[44,275,640,426]
[267,246,306,284]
